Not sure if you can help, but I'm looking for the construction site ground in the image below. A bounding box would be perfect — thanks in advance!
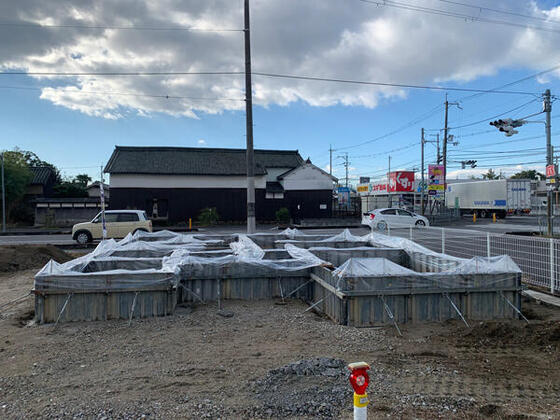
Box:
[0,262,559,418]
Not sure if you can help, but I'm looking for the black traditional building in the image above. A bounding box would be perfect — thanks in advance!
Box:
[104,146,337,223]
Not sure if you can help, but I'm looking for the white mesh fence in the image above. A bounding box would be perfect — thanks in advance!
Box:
[381,226,560,294]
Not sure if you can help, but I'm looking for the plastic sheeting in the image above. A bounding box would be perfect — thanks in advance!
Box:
[318,229,366,243]
[35,231,328,291]
[230,235,265,260]
[333,258,415,278]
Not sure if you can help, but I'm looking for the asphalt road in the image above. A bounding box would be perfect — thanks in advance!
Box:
[0,216,555,246]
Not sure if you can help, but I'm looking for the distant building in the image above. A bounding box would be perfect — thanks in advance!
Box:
[104,146,337,223]
[26,166,57,198]
[87,181,110,200]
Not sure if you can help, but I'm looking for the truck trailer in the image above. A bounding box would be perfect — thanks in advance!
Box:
[445,179,531,218]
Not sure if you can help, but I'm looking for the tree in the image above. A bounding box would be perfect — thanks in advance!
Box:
[482,169,503,180]
[75,174,92,186]
[1,150,33,221]
[53,175,89,198]
[510,170,545,181]
[17,148,61,183]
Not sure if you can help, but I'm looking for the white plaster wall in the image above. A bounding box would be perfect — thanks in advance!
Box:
[265,167,293,182]
[281,166,335,191]
[110,174,267,189]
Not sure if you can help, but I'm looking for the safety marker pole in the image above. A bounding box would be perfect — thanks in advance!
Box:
[348,362,370,420]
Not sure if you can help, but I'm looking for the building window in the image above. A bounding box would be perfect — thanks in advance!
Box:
[266,192,284,199]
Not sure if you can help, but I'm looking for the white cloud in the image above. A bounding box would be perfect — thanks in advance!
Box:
[197,139,206,145]
[0,1,559,119]
[447,164,545,179]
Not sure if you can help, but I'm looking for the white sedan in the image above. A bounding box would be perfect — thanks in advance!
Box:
[361,208,430,230]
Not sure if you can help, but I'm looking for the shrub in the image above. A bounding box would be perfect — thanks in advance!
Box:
[198,207,219,226]
[275,207,290,224]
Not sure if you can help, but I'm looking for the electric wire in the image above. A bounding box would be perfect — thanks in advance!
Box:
[0,84,244,101]
[0,21,243,32]
[355,0,560,36]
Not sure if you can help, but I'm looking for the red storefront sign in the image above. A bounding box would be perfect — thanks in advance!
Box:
[546,164,556,178]
[389,171,415,192]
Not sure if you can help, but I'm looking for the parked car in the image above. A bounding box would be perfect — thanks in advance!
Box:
[361,208,430,230]
[72,210,152,244]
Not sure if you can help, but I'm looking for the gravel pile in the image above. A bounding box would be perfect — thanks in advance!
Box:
[249,358,350,418]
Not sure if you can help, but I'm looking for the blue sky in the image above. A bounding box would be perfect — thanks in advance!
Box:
[1,0,560,185]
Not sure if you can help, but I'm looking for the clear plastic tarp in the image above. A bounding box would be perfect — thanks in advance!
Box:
[34,229,521,293]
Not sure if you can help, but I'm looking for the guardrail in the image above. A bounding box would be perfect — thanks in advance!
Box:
[380,226,560,295]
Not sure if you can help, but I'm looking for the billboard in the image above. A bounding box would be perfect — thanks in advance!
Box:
[428,165,445,192]
[337,186,350,206]
[388,171,414,192]
[359,176,370,184]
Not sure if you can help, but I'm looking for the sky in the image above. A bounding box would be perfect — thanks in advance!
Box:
[1,0,560,186]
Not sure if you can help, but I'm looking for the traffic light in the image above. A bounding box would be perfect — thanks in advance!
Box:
[461,160,477,169]
[489,118,524,137]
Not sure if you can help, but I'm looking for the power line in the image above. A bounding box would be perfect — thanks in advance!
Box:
[433,0,560,26]
[334,104,443,151]
[447,98,539,130]
[0,84,244,101]
[0,71,245,77]
[355,0,560,36]
[253,72,538,95]
[0,21,243,32]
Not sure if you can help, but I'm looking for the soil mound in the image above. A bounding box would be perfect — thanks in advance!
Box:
[0,245,72,272]
[461,321,560,348]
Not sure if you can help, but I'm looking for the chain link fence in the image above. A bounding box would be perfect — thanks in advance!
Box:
[381,226,560,295]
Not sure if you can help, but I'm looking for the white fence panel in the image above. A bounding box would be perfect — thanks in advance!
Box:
[383,226,560,294]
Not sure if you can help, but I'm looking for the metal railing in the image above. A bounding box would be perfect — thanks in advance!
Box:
[381,226,560,295]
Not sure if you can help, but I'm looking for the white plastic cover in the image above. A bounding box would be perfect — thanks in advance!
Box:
[230,235,265,260]
[333,258,416,278]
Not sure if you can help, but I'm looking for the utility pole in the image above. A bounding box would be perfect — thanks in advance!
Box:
[1,152,6,233]
[436,133,440,163]
[244,0,255,233]
[388,155,392,208]
[338,153,349,187]
[329,145,333,176]
[100,165,107,240]
[545,89,553,236]
[421,128,425,215]
[442,95,461,208]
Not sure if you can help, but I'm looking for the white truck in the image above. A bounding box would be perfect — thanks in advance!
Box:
[445,179,531,218]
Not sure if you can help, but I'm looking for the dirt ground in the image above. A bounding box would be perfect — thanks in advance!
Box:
[0,245,72,272]
[0,268,559,419]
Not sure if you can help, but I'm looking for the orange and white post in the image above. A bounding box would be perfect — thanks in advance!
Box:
[348,362,370,420]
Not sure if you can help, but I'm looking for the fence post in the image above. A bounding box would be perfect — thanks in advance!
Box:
[487,232,491,258]
[441,227,445,254]
[550,238,555,294]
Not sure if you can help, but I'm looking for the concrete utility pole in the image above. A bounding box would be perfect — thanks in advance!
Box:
[1,152,6,233]
[545,89,553,236]
[421,128,425,215]
[388,155,392,208]
[244,0,256,233]
[338,153,349,187]
[442,95,460,207]
[329,145,333,176]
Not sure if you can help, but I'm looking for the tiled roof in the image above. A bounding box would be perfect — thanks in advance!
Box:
[30,167,56,185]
[104,146,303,176]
